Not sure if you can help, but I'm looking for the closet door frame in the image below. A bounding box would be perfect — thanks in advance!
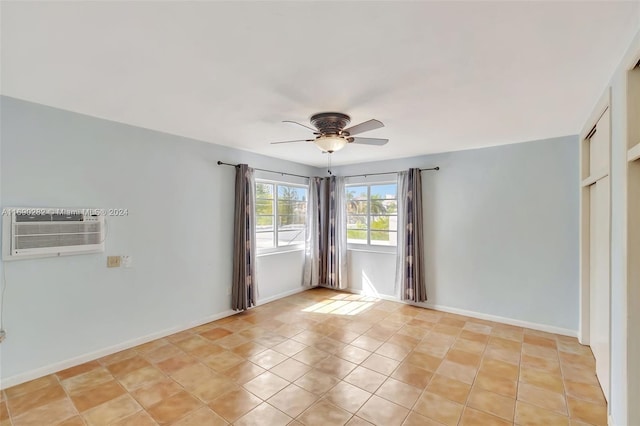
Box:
[624,45,640,426]
[578,88,611,351]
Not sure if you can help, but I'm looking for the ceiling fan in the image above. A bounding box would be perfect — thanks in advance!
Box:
[271,112,388,153]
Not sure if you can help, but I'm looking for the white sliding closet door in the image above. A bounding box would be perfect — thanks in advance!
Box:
[589,175,610,400]
[586,109,611,401]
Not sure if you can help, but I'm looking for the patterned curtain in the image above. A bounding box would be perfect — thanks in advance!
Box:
[396,169,427,302]
[326,176,348,289]
[303,177,327,287]
[232,164,257,311]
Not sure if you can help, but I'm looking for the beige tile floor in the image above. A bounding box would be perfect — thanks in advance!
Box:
[0,288,607,425]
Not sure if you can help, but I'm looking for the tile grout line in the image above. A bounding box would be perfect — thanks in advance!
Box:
[457,325,487,426]
[53,371,85,426]
[513,335,523,425]
[3,289,606,426]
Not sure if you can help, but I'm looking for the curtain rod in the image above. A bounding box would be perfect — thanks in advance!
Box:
[217,161,310,179]
[217,161,439,179]
[341,167,440,178]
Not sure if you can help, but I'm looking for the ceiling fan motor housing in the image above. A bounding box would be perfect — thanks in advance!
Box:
[310,112,351,135]
[270,113,386,149]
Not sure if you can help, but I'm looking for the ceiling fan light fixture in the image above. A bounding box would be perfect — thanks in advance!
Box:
[271,113,387,152]
[315,135,347,153]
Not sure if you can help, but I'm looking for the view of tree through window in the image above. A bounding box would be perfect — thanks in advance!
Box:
[256,181,307,249]
[346,183,398,246]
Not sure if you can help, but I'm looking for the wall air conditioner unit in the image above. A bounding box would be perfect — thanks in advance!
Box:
[2,208,105,260]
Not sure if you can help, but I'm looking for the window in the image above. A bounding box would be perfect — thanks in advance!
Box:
[346,183,398,247]
[256,180,307,250]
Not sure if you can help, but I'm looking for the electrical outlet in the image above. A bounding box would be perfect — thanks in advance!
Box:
[121,256,132,268]
[107,256,121,268]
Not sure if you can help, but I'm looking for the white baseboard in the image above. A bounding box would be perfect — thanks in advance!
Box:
[0,308,235,389]
[257,286,307,305]
[419,301,578,338]
[1,286,306,390]
[2,284,577,389]
[343,288,578,338]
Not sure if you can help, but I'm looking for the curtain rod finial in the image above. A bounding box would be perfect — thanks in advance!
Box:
[435,166,440,170]
[217,161,223,165]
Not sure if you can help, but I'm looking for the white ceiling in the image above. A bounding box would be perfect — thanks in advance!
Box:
[2,1,639,167]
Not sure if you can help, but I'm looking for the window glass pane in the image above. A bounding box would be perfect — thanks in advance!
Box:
[347,211,367,245]
[371,215,397,232]
[345,183,398,248]
[346,186,368,201]
[368,198,389,215]
[277,226,305,246]
[277,214,305,227]
[256,199,274,215]
[256,182,309,251]
[346,200,368,215]
[371,230,397,246]
[256,215,273,229]
[275,184,306,247]
[278,185,307,201]
[256,231,274,248]
[257,183,274,198]
[277,200,306,231]
[381,199,397,213]
[277,206,305,246]
[277,200,307,216]
[347,215,367,229]
[347,229,368,244]
[371,184,397,198]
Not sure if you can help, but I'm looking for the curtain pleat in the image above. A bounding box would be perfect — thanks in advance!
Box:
[326,176,348,289]
[232,164,257,311]
[396,168,427,302]
[319,179,328,285]
[303,177,324,287]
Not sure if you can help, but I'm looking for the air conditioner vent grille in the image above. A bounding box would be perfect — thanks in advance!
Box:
[14,222,101,235]
[15,213,84,222]
[15,233,102,250]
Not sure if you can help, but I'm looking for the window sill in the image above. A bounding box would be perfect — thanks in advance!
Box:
[347,246,396,255]
[257,247,304,257]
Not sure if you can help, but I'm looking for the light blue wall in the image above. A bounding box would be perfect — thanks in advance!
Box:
[0,95,582,387]
[331,135,580,331]
[0,96,316,384]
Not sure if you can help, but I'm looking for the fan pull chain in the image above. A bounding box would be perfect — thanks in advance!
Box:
[327,152,333,176]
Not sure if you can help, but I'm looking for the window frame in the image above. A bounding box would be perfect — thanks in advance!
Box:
[255,179,308,254]
[345,181,398,253]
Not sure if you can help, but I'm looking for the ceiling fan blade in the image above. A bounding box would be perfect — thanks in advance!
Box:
[350,137,389,146]
[270,139,314,145]
[343,119,384,136]
[283,120,317,132]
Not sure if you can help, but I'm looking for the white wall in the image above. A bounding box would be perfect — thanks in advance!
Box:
[0,96,316,386]
[256,250,305,301]
[348,250,396,297]
[332,135,579,333]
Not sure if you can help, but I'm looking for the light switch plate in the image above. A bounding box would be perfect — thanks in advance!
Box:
[107,256,121,268]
